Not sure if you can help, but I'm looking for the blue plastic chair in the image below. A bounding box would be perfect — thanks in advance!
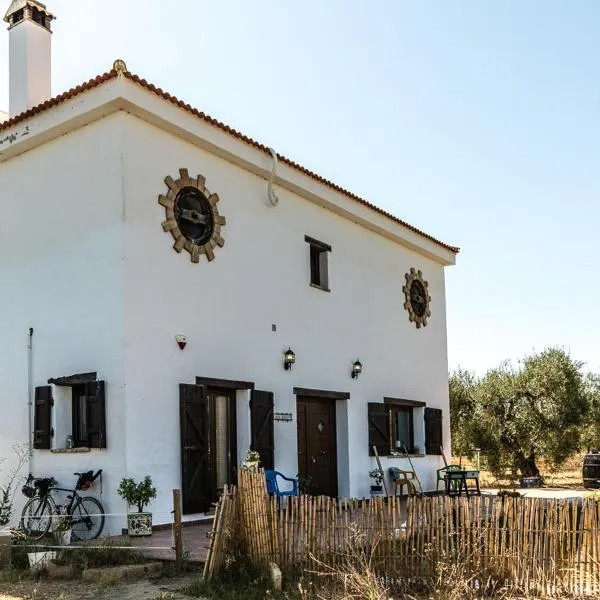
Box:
[265,470,299,502]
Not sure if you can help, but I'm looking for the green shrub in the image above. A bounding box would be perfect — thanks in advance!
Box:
[117,475,157,513]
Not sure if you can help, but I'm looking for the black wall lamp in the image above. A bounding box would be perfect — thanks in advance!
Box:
[284,347,296,371]
[351,359,363,379]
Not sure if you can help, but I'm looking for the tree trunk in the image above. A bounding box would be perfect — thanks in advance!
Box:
[515,448,540,477]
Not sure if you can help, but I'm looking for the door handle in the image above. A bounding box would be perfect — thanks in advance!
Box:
[311,457,316,464]
[184,446,197,451]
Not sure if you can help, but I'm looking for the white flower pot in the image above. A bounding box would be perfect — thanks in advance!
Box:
[28,551,57,573]
[127,512,153,537]
[370,486,384,498]
[55,529,71,546]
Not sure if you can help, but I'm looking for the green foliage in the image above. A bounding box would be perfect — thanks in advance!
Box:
[368,469,383,486]
[57,540,145,570]
[580,373,600,450]
[297,474,317,495]
[182,562,300,599]
[449,348,589,477]
[117,475,157,513]
[0,444,29,527]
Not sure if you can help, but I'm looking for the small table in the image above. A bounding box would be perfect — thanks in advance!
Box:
[445,469,481,497]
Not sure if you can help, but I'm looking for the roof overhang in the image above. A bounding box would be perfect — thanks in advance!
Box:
[0,72,457,266]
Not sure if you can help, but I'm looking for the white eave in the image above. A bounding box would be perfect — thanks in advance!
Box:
[0,76,457,266]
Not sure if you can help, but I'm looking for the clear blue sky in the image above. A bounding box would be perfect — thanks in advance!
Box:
[1,1,599,375]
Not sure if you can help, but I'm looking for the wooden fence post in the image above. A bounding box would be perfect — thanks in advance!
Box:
[173,488,183,571]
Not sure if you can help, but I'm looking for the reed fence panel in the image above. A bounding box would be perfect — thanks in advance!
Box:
[204,470,600,597]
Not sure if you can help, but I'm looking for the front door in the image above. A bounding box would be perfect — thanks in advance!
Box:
[297,396,338,497]
[179,385,237,514]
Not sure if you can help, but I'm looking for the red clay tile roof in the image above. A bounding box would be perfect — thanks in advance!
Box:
[0,68,459,255]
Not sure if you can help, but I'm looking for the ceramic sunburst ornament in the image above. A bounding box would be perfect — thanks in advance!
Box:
[159,168,226,263]
[402,268,431,328]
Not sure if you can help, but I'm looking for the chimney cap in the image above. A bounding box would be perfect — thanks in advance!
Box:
[4,0,54,23]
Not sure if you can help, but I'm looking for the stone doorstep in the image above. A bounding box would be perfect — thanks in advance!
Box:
[81,562,163,584]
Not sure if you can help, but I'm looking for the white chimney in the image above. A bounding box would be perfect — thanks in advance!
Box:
[4,0,54,117]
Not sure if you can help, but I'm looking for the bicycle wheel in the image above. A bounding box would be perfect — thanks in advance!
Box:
[21,496,55,540]
[70,496,105,541]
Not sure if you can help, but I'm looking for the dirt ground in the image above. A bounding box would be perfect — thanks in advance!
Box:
[0,572,200,600]
[455,452,586,489]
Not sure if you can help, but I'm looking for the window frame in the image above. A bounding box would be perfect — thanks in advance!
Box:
[71,384,89,448]
[47,374,106,450]
[390,406,414,454]
[305,235,331,292]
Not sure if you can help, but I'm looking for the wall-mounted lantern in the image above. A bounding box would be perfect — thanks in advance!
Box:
[283,348,296,371]
[351,359,363,379]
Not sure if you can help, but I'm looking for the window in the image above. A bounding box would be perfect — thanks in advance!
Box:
[71,382,106,449]
[391,407,414,453]
[305,236,331,291]
[37,374,107,450]
[368,398,429,456]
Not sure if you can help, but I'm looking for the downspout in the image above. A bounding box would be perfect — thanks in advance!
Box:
[27,328,33,460]
[267,148,279,206]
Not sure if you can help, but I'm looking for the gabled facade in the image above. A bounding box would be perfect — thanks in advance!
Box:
[0,4,458,533]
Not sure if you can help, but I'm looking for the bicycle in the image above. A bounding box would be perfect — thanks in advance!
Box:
[20,470,105,541]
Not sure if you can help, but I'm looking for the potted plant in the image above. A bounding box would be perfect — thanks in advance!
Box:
[117,475,157,537]
[369,469,384,497]
[241,449,261,473]
[298,474,316,496]
[9,526,29,569]
[52,512,72,546]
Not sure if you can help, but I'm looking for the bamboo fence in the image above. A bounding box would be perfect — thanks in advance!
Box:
[204,470,600,597]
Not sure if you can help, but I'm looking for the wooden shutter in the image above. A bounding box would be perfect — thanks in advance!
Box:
[33,386,53,449]
[250,390,274,470]
[86,381,106,449]
[425,407,443,455]
[368,403,390,457]
[180,384,212,514]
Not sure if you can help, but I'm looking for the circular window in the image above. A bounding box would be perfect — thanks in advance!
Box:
[174,187,214,246]
[402,268,431,328]
[159,168,226,263]
[410,280,427,318]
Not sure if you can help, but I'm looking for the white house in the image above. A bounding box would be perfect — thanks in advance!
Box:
[0,1,458,533]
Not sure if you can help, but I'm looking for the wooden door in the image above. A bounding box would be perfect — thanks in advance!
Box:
[180,384,212,514]
[297,396,338,497]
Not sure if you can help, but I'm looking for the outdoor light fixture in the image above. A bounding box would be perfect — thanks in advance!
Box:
[284,348,296,371]
[351,359,363,379]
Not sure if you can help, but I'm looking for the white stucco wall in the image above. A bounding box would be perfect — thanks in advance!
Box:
[0,101,453,533]
[121,114,452,520]
[0,115,126,531]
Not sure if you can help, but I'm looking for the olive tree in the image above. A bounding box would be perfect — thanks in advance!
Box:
[449,348,588,477]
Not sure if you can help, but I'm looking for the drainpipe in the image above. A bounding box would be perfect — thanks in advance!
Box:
[27,328,33,459]
[267,148,279,206]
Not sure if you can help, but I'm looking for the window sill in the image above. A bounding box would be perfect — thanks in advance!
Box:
[51,447,91,454]
[389,453,426,458]
[310,283,330,293]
